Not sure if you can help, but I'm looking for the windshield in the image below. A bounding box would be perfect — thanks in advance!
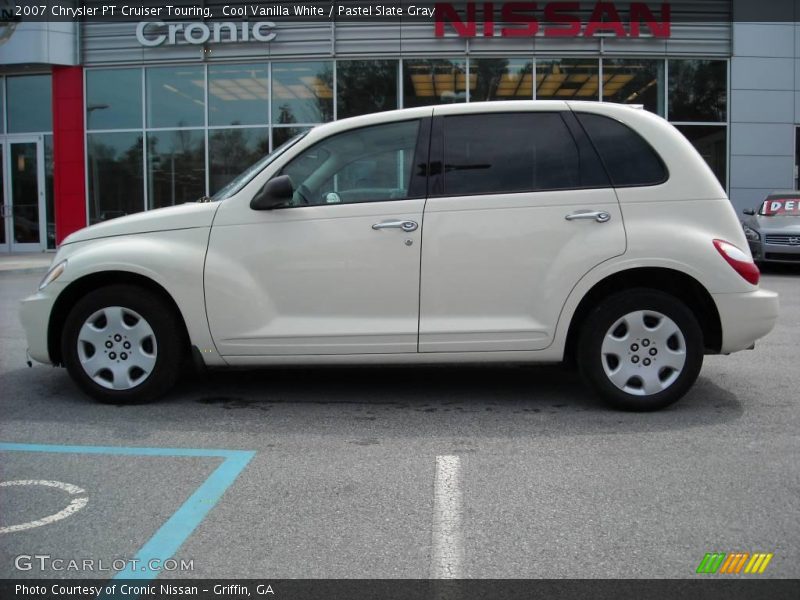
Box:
[210,131,308,201]
[759,198,800,216]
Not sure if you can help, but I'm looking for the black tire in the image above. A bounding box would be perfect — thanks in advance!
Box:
[577,289,704,411]
[61,284,185,404]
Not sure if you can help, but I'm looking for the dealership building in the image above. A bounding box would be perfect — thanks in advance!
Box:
[0,0,796,252]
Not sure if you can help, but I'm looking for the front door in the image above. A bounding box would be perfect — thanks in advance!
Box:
[205,118,428,356]
[2,137,46,252]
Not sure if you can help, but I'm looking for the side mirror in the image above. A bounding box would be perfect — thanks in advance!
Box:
[742,208,756,216]
[250,175,294,210]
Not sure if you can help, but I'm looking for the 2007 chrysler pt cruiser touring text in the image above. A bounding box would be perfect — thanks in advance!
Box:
[21,101,779,411]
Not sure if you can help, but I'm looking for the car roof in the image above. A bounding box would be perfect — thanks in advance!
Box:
[310,100,653,140]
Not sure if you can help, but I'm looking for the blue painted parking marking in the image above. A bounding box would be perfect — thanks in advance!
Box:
[0,442,255,580]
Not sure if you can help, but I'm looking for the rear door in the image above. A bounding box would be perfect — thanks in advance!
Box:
[418,106,626,352]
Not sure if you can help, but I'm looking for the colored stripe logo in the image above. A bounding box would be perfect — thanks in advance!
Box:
[696,552,773,574]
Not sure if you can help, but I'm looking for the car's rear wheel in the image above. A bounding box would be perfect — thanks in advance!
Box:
[577,289,703,411]
[61,284,184,404]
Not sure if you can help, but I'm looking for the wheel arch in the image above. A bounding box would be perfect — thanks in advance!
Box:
[48,271,191,367]
[564,267,722,364]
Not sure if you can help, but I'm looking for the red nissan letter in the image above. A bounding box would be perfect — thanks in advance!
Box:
[543,1,581,37]
[501,2,539,37]
[584,2,627,37]
[629,2,671,38]
[435,2,478,37]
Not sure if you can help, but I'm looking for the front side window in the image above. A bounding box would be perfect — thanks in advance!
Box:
[278,120,421,207]
[441,112,581,196]
[576,113,668,187]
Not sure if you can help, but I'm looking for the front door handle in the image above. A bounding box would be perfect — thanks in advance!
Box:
[372,220,418,232]
[565,210,611,223]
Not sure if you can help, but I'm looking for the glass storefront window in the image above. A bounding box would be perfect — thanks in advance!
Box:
[7,74,52,133]
[471,59,533,101]
[403,59,468,107]
[1,77,4,133]
[675,125,727,188]
[147,130,205,209]
[209,127,269,194]
[146,66,205,128]
[336,60,398,119]
[86,69,143,130]
[668,60,727,122]
[536,59,599,100]
[209,64,269,127]
[87,132,145,223]
[601,59,665,116]
[272,62,333,124]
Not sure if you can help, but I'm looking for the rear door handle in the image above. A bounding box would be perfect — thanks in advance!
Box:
[372,220,418,232]
[565,210,611,223]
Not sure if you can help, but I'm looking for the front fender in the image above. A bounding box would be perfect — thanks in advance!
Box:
[51,228,225,366]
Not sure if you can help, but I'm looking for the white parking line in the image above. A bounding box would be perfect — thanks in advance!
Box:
[0,480,88,534]
[430,455,464,579]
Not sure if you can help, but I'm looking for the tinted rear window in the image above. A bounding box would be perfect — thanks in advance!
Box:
[442,112,581,196]
[576,113,667,187]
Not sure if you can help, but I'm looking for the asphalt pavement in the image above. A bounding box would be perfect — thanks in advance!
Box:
[0,267,798,579]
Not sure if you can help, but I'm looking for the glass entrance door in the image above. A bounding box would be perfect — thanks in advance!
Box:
[2,137,46,252]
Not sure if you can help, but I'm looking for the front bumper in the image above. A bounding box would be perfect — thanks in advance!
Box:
[19,284,63,365]
[713,288,779,354]
[748,240,800,263]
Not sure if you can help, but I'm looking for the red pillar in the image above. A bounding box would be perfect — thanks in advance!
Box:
[52,66,87,245]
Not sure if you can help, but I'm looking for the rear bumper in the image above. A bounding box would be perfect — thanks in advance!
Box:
[713,288,779,354]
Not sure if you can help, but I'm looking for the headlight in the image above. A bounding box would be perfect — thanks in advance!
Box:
[742,225,760,242]
[39,260,67,290]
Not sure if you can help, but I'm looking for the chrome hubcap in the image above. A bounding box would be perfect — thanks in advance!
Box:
[76,306,157,390]
[601,310,686,396]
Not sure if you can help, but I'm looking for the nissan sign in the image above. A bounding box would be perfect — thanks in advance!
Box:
[434,1,671,38]
[136,21,277,47]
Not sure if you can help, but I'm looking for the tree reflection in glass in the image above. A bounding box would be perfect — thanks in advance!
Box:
[337,60,399,118]
[209,128,269,194]
[87,132,144,223]
[147,129,205,209]
[271,62,333,124]
[472,59,533,102]
[668,60,727,122]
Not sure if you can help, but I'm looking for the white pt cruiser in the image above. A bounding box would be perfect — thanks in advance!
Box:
[21,102,779,411]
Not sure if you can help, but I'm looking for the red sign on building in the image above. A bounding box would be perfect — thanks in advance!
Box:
[434,2,672,38]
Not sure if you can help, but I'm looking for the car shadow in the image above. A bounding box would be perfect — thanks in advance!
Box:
[0,362,743,441]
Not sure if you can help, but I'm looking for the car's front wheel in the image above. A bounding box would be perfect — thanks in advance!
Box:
[61,284,184,404]
[577,289,704,411]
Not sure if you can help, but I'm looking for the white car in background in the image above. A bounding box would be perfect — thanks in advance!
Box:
[21,101,779,411]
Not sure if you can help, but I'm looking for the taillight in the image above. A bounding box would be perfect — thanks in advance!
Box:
[713,239,760,285]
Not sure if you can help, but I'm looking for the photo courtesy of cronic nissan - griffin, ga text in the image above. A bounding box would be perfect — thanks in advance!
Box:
[20,102,780,411]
